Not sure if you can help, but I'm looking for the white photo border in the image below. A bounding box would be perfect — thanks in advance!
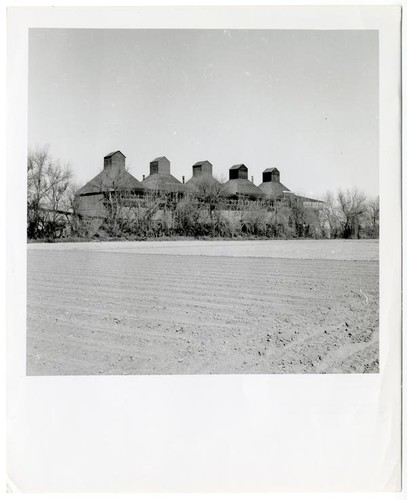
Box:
[7,5,402,493]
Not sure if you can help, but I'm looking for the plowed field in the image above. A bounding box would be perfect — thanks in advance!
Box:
[27,240,379,375]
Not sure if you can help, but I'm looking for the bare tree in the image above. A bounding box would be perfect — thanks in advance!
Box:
[337,188,367,239]
[365,196,380,238]
[318,191,340,238]
[190,175,226,236]
[28,146,72,210]
[27,146,73,239]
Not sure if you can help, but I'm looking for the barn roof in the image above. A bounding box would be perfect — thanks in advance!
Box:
[152,156,168,162]
[185,174,221,193]
[230,164,247,170]
[258,181,291,199]
[104,150,126,159]
[222,179,263,198]
[76,169,143,196]
[299,195,324,204]
[142,173,187,193]
[193,160,212,167]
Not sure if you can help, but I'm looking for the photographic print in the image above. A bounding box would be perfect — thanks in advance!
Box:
[8,5,402,494]
[26,28,380,376]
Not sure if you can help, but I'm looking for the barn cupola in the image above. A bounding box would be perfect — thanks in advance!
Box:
[262,168,280,183]
[150,156,171,175]
[192,160,213,177]
[229,164,248,180]
[104,151,126,172]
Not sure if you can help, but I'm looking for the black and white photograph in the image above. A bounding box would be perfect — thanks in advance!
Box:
[27,27,380,376]
[6,5,402,494]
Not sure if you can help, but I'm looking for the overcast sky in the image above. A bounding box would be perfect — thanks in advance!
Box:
[28,29,379,197]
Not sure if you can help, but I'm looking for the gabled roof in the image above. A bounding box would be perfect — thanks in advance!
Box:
[230,164,247,170]
[258,181,290,199]
[193,160,212,167]
[76,169,143,196]
[104,150,126,159]
[222,179,263,198]
[263,167,279,173]
[151,156,169,162]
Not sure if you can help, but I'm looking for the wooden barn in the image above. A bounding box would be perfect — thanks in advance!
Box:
[191,160,213,176]
[258,167,324,209]
[142,156,187,194]
[222,164,263,199]
[258,167,292,200]
[75,151,144,217]
[185,160,222,194]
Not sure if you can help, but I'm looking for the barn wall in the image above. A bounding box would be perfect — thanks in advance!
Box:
[262,170,280,183]
[271,170,280,182]
[76,193,106,218]
[110,153,125,171]
[192,165,202,177]
[230,168,249,180]
[193,161,213,177]
[238,168,248,180]
[150,157,171,175]
[103,154,126,181]
[201,162,213,175]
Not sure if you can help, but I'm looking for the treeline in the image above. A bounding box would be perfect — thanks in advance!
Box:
[27,147,379,241]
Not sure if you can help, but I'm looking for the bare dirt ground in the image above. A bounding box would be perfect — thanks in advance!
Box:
[27,239,379,375]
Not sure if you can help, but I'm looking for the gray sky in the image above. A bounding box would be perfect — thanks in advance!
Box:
[28,29,379,197]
